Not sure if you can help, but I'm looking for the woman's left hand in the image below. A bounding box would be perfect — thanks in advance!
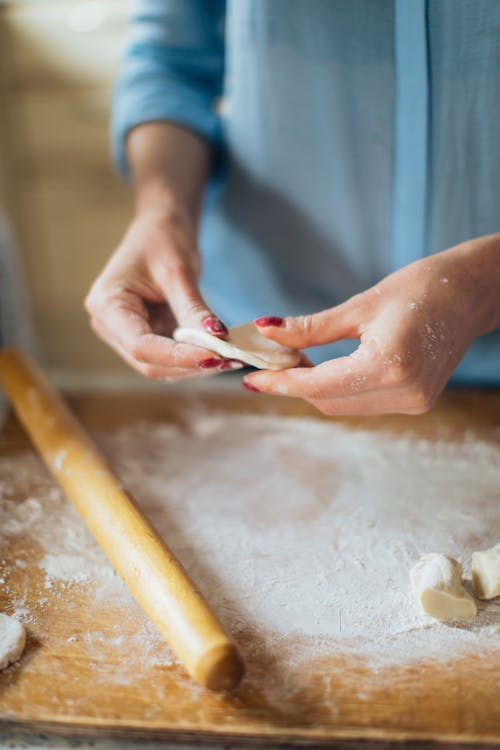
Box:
[243,234,500,416]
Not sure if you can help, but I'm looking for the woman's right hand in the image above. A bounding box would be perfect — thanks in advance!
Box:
[85,202,235,380]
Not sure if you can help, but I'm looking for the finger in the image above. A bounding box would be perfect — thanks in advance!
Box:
[89,316,192,378]
[254,296,364,349]
[117,349,241,381]
[243,347,381,400]
[91,316,238,380]
[92,293,219,368]
[153,261,229,338]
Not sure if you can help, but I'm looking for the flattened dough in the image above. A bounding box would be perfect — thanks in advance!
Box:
[174,322,301,370]
[410,553,477,621]
[0,613,26,670]
[472,542,500,599]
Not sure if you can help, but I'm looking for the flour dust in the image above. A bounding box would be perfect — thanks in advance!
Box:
[1,411,499,672]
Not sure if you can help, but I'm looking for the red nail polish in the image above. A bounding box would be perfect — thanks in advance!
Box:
[203,316,229,336]
[255,316,284,327]
[243,380,260,393]
[199,357,224,368]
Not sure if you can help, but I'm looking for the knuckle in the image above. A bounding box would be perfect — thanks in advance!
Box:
[141,364,165,380]
[84,288,99,315]
[171,343,193,367]
[84,295,93,315]
[298,315,314,336]
[185,299,209,318]
[85,279,116,316]
[383,362,407,386]
[383,354,417,386]
[129,341,147,363]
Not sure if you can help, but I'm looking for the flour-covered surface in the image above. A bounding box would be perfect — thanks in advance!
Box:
[0,394,499,742]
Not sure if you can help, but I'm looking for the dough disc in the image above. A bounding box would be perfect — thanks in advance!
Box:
[0,613,26,671]
[174,322,301,370]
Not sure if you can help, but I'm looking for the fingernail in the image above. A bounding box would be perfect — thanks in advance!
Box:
[255,316,284,327]
[199,357,224,369]
[243,380,260,393]
[203,316,229,336]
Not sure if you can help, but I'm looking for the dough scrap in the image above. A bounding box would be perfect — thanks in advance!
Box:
[410,553,477,621]
[0,613,26,670]
[472,542,500,600]
[173,322,301,370]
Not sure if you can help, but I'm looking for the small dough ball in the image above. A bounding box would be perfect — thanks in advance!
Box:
[472,542,500,600]
[410,553,477,621]
[173,322,301,370]
[0,613,26,670]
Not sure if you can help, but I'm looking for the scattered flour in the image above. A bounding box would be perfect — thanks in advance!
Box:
[0,412,499,671]
[40,554,90,588]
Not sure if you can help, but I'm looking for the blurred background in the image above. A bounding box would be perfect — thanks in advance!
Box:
[0,0,135,388]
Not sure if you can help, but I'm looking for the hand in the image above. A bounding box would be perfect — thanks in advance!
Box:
[85,203,236,379]
[243,235,500,415]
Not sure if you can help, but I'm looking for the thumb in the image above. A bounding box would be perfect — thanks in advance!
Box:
[156,261,229,337]
[254,295,364,349]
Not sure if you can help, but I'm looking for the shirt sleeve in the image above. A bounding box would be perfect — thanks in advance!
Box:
[112,0,226,178]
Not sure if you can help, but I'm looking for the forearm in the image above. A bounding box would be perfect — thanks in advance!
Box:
[127,121,212,227]
[448,233,500,336]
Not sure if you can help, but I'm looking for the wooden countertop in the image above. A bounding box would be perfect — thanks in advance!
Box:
[0,388,499,746]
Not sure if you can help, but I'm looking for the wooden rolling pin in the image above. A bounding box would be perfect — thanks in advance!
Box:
[0,348,245,691]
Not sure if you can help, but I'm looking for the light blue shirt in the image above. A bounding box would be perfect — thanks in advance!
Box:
[113,0,500,385]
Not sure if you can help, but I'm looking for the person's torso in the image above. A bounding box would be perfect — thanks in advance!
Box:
[200,0,500,380]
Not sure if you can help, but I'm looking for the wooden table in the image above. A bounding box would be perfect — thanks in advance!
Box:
[0,389,499,746]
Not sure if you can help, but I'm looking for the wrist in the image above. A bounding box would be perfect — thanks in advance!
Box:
[127,122,210,228]
[452,234,500,337]
[134,179,196,229]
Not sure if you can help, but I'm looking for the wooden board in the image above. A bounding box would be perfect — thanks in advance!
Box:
[0,389,499,745]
